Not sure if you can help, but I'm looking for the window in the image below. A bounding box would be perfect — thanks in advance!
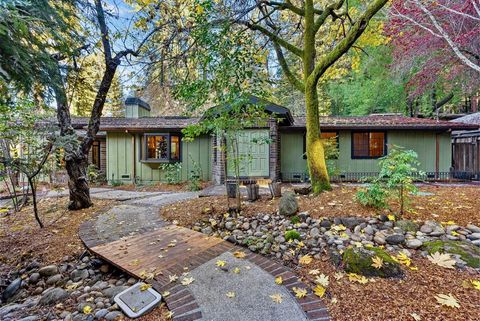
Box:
[91,141,101,168]
[303,131,339,159]
[143,133,181,162]
[352,131,386,159]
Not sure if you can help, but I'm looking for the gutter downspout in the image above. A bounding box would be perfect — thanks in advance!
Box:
[127,130,136,184]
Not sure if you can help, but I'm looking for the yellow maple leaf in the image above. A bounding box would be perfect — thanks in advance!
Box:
[313,285,326,298]
[275,276,283,285]
[299,254,313,265]
[162,291,170,297]
[396,252,411,267]
[169,274,178,283]
[226,291,235,298]
[387,214,396,221]
[270,293,283,303]
[450,231,459,236]
[166,311,174,319]
[409,266,419,271]
[410,312,421,321]
[233,251,246,258]
[371,256,384,269]
[315,274,329,287]
[293,287,308,298]
[82,305,92,314]
[140,283,152,291]
[216,260,227,267]
[348,273,368,284]
[471,280,480,291]
[434,293,460,308]
[233,267,241,274]
[334,272,345,280]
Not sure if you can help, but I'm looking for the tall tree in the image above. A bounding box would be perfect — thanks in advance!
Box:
[215,0,389,192]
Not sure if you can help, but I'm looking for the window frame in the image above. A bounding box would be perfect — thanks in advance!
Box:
[142,133,182,163]
[303,131,339,160]
[350,131,387,159]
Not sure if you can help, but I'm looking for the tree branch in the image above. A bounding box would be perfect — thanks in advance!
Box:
[237,20,304,57]
[272,42,304,91]
[314,0,345,33]
[309,0,388,86]
[415,0,480,73]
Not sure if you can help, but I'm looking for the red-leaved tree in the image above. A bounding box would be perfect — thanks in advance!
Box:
[387,0,480,97]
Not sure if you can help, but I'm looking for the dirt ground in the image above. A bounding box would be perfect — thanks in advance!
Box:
[298,254,480,321]
[0,196,116,268]
[161,184,480,321]
[161,184,480,227]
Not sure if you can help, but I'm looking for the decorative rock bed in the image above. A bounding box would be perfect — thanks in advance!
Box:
[192,211,480,270]
[0,254,134,321]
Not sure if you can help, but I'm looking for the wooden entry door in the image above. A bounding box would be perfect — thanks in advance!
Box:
[227,129,270,178]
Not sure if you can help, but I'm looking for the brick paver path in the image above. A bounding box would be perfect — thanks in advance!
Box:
[79,191,330,321]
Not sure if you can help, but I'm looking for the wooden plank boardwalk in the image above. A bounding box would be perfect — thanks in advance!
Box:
[79,195,331,321]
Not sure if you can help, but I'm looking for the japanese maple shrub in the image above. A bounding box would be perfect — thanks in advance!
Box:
[357,146,424,216]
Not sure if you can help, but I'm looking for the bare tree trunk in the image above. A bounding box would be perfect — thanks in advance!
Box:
[27,176,43,228]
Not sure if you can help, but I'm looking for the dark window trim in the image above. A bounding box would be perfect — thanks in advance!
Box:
[302,131,339,160]
[350,131,387,159]
[142,133,182,163]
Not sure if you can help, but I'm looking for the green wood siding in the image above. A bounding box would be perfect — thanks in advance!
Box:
[280,130,452,177]
[227,129,270,177]
[107,132,211,184]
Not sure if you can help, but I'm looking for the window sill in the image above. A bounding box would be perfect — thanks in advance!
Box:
[141,159,180,164]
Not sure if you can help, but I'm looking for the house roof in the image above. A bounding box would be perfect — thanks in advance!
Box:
[286,115,479,131]
[71,116,199,131]
[450,112,480,125]
[204,95,294,125]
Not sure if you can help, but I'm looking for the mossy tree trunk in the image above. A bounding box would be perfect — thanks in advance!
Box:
[241,0,388,193]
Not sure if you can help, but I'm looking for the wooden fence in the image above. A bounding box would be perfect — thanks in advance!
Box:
[452,131,480,180]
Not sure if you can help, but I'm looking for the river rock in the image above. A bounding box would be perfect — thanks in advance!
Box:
[466,224,480,233]
[2,278,22,302]
[38,265,58,277]
[278,192,298,216]
[386,234,405,245]
[38,288,68,306]
[405,239,423,249]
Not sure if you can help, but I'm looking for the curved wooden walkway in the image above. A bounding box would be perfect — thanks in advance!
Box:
[79,194,330,321]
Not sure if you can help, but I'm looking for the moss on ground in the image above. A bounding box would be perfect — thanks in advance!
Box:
[342,246,403,278]
[395,220,419,232]
[423,240,480,268]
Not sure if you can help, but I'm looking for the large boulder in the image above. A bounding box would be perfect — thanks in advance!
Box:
[423,240,480,268]
[278,192,298,216]
[342,246,403,278]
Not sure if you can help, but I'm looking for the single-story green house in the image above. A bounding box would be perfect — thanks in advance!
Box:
[72,97,479,184]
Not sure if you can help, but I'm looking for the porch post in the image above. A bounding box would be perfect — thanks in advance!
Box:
[268,118,280,182]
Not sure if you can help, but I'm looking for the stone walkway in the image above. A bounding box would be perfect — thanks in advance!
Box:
[79,190,330,321]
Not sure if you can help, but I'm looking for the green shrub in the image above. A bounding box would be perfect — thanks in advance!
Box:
[290,215,300,224]
[160,162,182,184]
[356,182,388,209]
[188,156,202,191]
[356,146,423,216]
[285,230,301,241]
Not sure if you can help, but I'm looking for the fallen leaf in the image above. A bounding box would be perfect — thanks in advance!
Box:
[82,305,92,314]
[233,267,241,274]
[162,291,170,297]
[313,285,326,298]
[428,252,456,269]
[348,273,368,284]
[233,251,246,258]
[169,274,178,283]
[471,280,480,291]
[315,274,329,287]
[331,297,338,304]
[371,256,384,269]
[226,291,235,298]
[308,269,320,275]
[216,260,227,267]
[140,283,152,291]
[299,255,313,265]
[275,276,283,285]
[333,272,344,280]
[293,287,307,298]
[166,311,174,319]
[410,313,421,321]
[387,214,396,221]
[181,277,195,285]
[270,293,283,303]
[434,293,460,308]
